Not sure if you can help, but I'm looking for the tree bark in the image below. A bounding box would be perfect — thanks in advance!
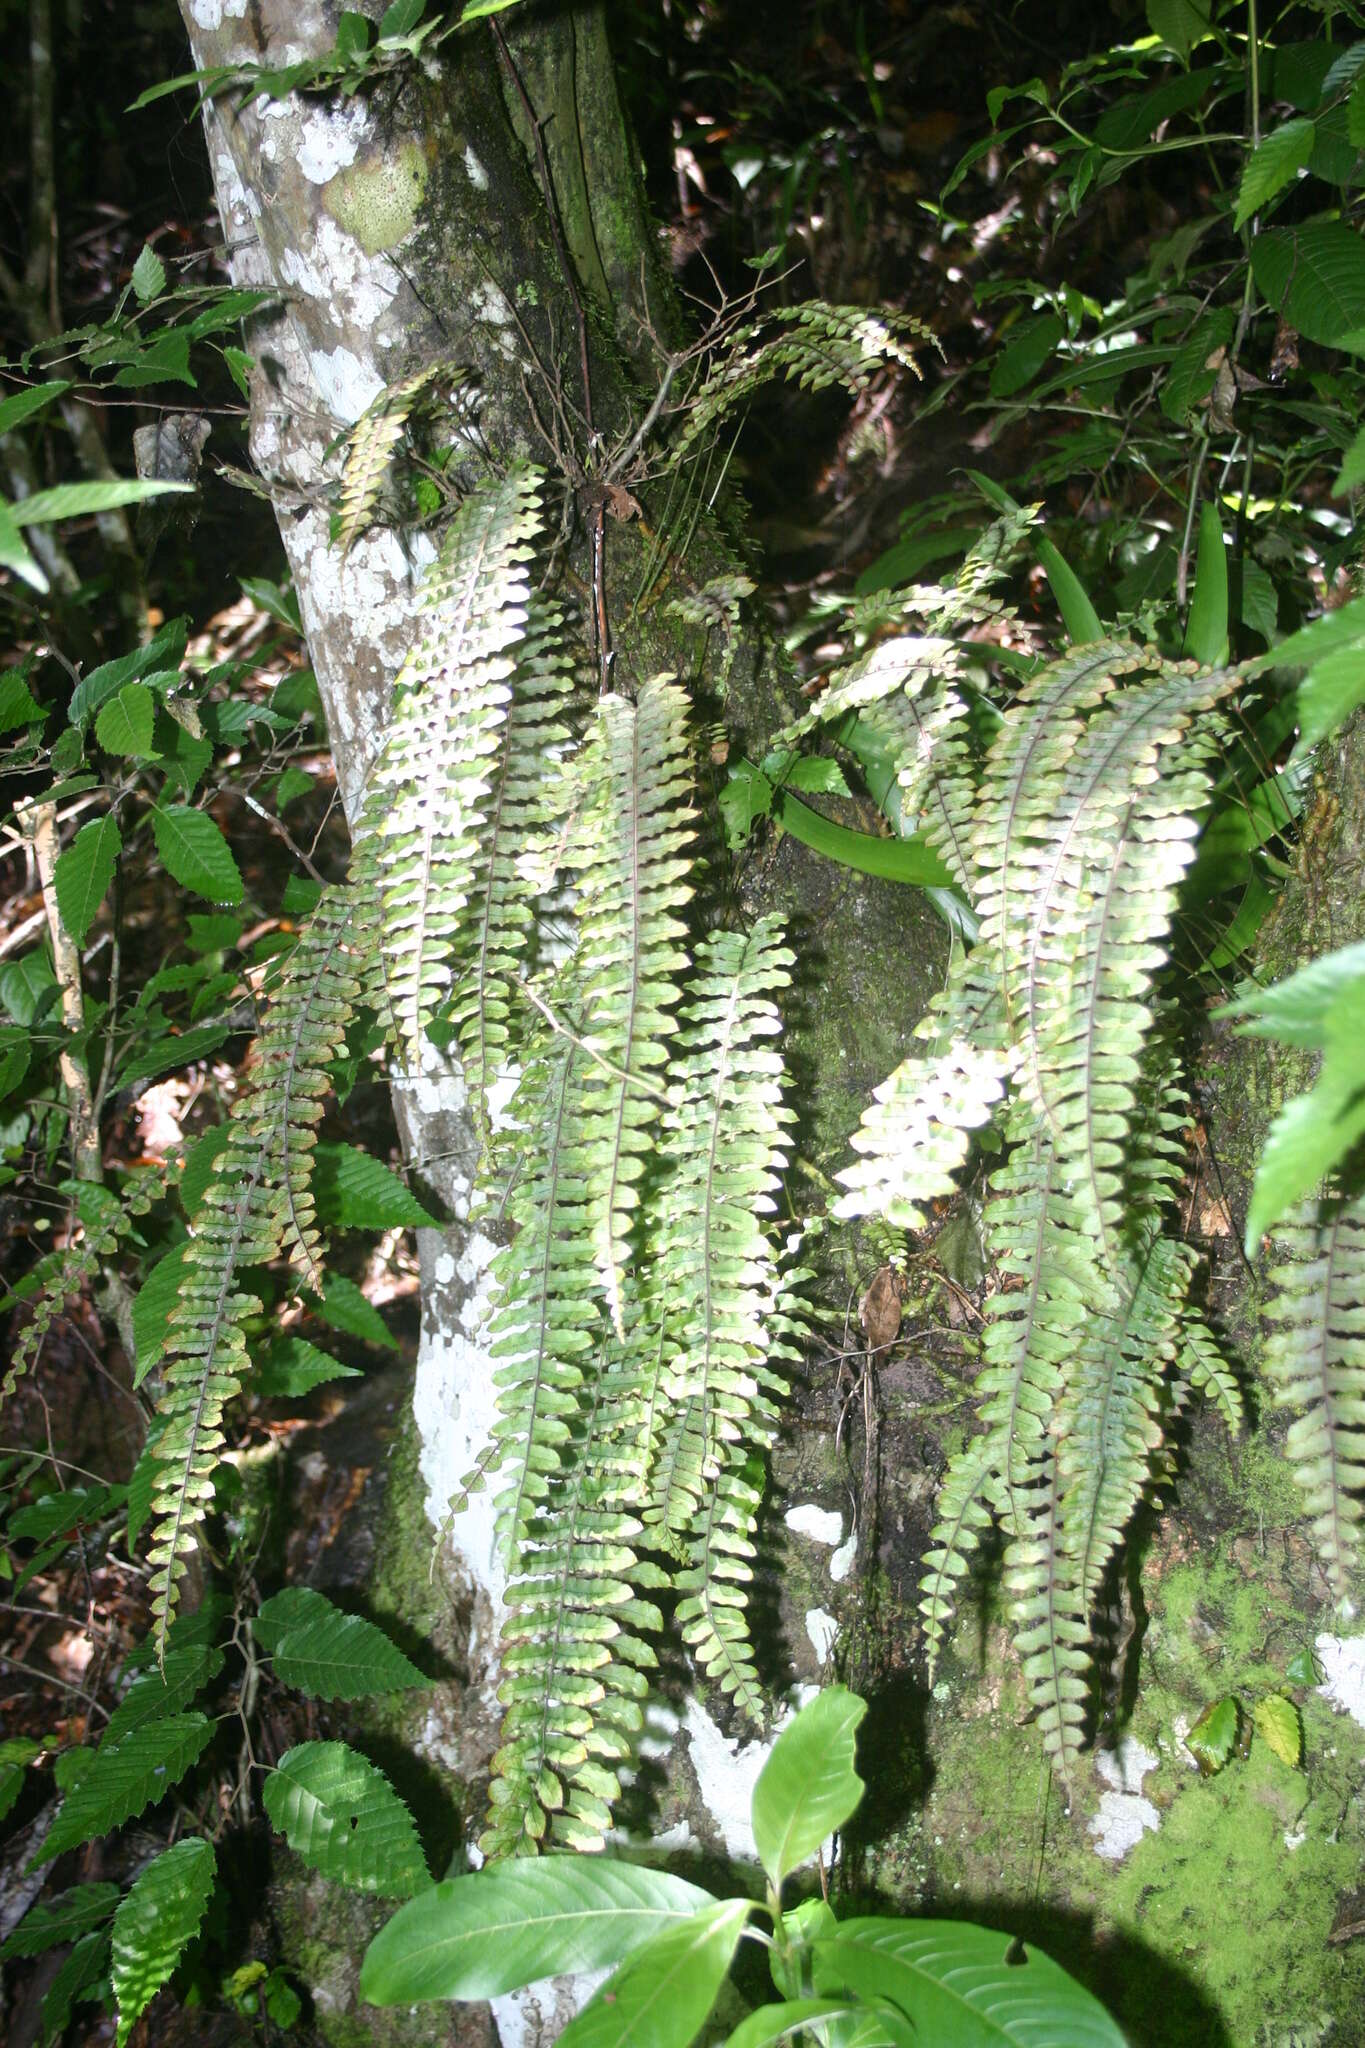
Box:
[174,6,946,2039]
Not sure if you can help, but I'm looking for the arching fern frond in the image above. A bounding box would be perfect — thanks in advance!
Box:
[1263,1193,1365,1599]
[336,362,464,555]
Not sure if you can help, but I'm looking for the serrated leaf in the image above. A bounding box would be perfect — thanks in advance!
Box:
[1185,1695,1240,1775]
[1146,0,1213,59]
[131,1242,191,1384]
[0,379,71,435]
[0,950,58,1026]
[314,1273,399,1349]
[263,1741,428,1895]
[1254,1692,1302,1768]
[150,804,244,904]
[751,1687,867,1890]
[95,683,157,757]
[40,1929,109,2047]
[0,670,43,731]
[255,1586,427,1698]
[111,1837,215,2046]
[33,1715,213,1864]
[1333,423,1365,497]
[129,245,167,305]
[54,814,121,942]
[0,1736,41,1825]
[557,1899,751,2048]
[1252,224,1365,349]
[104,1645,223,1742]
[256,1336,360,1396]
[0,1884,119,1960]
[312,1142,437,1229]
[1234,119,1316,230]
[360,1861,713,2004]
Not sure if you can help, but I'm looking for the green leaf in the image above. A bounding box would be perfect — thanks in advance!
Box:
[256,1336,361,1397]
[68,619,189,727]
[1254,1693,1303,1769]
[111,1837,215,2047]
[40,1929,109,2047]
[381,0,428,36]
[1036,537,1103,646]
[104,1645,224,1742]
[1,950,58,1026]
[255,1586,427,1698]
[1183,501,1228,666]
[54,814,121,943]
[751,1687,867,1891]
[1351,76,1365,149]
[360,1861,713,2004]
[33,1715,213,1864]
[150,804,244,904]
[459,0,525,20]
[1295,647,1365,755]
[0,1736,41,1825]
[725,2000,858,2048]
[0,669,43,731]
[558,1899,751,2048]
[263,1741,428,1895]
[131,1242,191,1383]
[1,1884,119,1960]
[275,765,313,808]
[95,683,157,758]
[312,1142,437,1229]
[1252,224,1365,350]
[1145,0,1213,60]
[315,1273,399,1349]
[1333,423,1365,497]
[1234,119,1316,230]
[1185,1695,1240,1775]
[0,1025,29,1099]
[11,479,192,525]
[186,912,243,952]
[179,1125,229,1217]
[116,1020,230,1089]
[0,379,71,435]
[780,757,852,799]
[0,499,47,591]
[129,245,167,305]
[813,1921,1127,2047]
[989,313,1064,399]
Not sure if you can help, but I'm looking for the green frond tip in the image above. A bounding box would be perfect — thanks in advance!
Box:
[337,361,466,554]
[1263,1194,1365,1601]
[362,462,544,1073]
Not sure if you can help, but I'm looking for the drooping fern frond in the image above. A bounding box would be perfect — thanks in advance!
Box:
[363,462,542,1072]
[146,883,376,1658]
[336,362,463,555]
[2,1170,163,1403]
[1262,1192,1365,1599]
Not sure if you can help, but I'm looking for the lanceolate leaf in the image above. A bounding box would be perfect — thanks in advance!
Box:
[360,1861,713,2004]
[150,804,244,904]
[312,1141,437,1228]
[263,1741,428,1895]
[54,814,121,943]
[557,1899,751,2048]
[255,1586,427,1697]
[751,1687,867,1891]
[34,1715,213,1865]
[1234,118,1316,229]
[111,1837,215,2046]
[0,1884,119,1960]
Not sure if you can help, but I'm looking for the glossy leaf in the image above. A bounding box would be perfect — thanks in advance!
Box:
[263,1741,428,1895]
[751,1687,867,1891]
[1185,1695,1239,1775]
[1036,537,1103,646]
[557,1899,751,2048]
[111,1837,215,2045]
[726,1999,859,2048]
[1183,502,1227,666]
[1253,1693,1302,1769]
[361,1859,713,2004]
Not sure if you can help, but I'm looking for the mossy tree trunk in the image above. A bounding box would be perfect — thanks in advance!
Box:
[175,5,944,2039]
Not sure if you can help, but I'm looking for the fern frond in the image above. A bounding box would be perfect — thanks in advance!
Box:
[1006,1452,1090,1778]
[572,675,697,1336]
[919,1432,998,1674]
[146,883,375,1658]
[675,1457,768,1720]
[363,464,542,1071]
[2,1170,162,1402]
[1263,1193,1365,1599]
[336,362,461,554]
[1178,1312,1244,1435]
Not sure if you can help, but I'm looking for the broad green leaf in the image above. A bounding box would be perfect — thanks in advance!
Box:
[558,1900,751,2048]
[54,814,121,942]
[459,0,525,20]
[12,479,191,525]
[1036,537,1103,646]
[0,670,43,731]
[68,619,189,727]
[1254,1693,1303,1769]
[1185,1695,1240,1775]
[1234,119,1316,230]
[1219,939,1365,1046]
[814,1921,1127,2047]
[0,379,70,435]
[781,757,852,799]
[315,1273,399,1348]
[726,2000,858,2048]
[1295,647,1365,755]
[129,245,167,305]
[989,313,1064,398]
[1334,423,1365,496]
[0,500,49,590]
[275,765,313,807]
[9,1482,125,1544]
[104,1645,223,1741]
[40,1929,109,2045]
[1146,0,1213,60]
[1252,224,1365,349]
[0,1884,119,1960]
[0,1025,29,1098]
[263,1741,428,1895]
[1183,501,1227,666]
[0,1736,41,1825]
[0,950,58,1025]
[116,1020,230,1089]
[150,804,244,904]
[360,1860,713,2004]
[33,1714,213,1864]
[1352,76,1365,149]
[381,0,428,37]
[751,1686,867,1891]
[313,1141,438,1229]
[111,1837,215,2047]
[95,682,157,758]
[131,1242,191,1383]
[255,1586,427,1697]
[769,1899,839,1999]
[256,1336,360,1396]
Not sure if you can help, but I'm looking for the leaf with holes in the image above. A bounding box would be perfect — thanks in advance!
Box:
[263,1742,428,1895]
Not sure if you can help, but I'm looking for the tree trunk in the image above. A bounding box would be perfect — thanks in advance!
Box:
[175,6,946,2039]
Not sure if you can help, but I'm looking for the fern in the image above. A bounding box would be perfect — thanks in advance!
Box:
[363,462,542,1072]
[336,362,462,554]
[1262,1193,1365,1599]
[145,883,375,1658]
